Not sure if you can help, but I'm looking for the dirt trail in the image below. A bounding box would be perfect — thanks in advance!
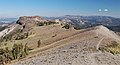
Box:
[96,38,104,50]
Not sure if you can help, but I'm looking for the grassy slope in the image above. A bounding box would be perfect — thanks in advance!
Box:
[1,24,120,65]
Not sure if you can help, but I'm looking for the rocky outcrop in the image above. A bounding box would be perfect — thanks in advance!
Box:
[16,16,44,25]
[16,16,49,32]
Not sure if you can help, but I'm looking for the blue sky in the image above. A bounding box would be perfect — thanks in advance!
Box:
[0,0,120,17]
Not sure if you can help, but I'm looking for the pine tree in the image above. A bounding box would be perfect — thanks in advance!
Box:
[24,43,29,55]
[37,40,41,48]
[0,55,4,65]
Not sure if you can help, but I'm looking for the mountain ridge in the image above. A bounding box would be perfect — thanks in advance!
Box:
[46,15,120,32]
[0,16,120,65]
[11,25,120,65]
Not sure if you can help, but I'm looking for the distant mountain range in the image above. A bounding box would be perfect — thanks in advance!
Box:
[45,15,120,32]
[1,15,120,32]
[0,18,18,24]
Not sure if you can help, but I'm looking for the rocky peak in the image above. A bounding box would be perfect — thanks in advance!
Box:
[16,16,45,25]
[16,16,48,31]
[15,16,64,32]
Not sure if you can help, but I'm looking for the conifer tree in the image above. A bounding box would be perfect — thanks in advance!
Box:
[37,40,41,48]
